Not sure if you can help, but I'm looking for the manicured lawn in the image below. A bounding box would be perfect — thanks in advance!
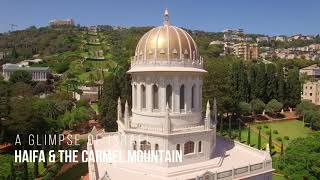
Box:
[251,120,313,146]
[0,154,45,179]
[239,128,268,149]
[225,120,314,151]
[273,174,287,180]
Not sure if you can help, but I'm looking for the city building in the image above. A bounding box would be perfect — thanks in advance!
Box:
[233,43,259,60]
[275,36,287,42]
[302,81,320,105]
[2,63,49,81]
[49,18,75,26]
[88,9,272,180]
[300,64,320,79]
[256,36,270,43]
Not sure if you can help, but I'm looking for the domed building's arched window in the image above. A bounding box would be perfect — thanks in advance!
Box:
[141,85,146,109]
[191,85,195,109]
[198,141,202,153]
[155,144,159,151]
[140,140,151,151]
[133,141,137,150]
[176,144,180,151]
[166,85,172,109]
[152,85,159,110]
[184,141,194,155]
[180,85,185,110]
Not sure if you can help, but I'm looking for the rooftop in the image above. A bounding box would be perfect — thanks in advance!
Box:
[2,63,49,71]
[91,136,272,180]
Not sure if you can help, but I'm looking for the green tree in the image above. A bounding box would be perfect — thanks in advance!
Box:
[276,64,285,104]
[99,75,120,132]
[258,129,261,149]
[247,125,251,145]
[296,100,317,124]
[256,63,267,102]
[23,161,28,180]
[286,68,301,107]
[269,129,272,155]
[248,64,258,100]
[10,82,33,97]
[250,99,265,115]
[266,64,278,101]
[228,116,232,138]
[9,70,32,84]
[266,99,283,114]
[34,156,39,177]
[231,61,248,106]
[238,101,251,115]
[278,133,320,179]
[219,117,223,135]
[304,110,320,130]
[10,160,16,180]
[238,120,242,142]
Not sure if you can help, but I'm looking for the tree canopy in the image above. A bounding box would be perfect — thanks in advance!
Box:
[278,133,320,179]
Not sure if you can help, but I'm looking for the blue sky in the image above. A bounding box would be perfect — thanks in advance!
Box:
[1,0,319,35]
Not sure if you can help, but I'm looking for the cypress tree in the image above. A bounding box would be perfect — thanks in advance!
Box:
[34,157,38,177]
[277,65,285,104]
[256,63,267,102]
[286,68,301,107]
[220,117,223,135]
[266,64,277,102]
[258,129,261,149]
[247,125,251,145]
[231,61,249,105]
[238,120,242,142]
[10,160,16,180]
[269,129,273,155]
[280,141,284,155]
[249,64,258,100]
[228,116,232,138]
[99,75,120,132]
[23,161,28,180]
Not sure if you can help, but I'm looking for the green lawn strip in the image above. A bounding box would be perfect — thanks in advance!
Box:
[251,120,313,146]
[0,154,46,179]
[239,128,268,149]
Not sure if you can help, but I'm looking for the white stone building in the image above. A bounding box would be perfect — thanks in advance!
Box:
[88,10,272,180]
[2,63,49,81]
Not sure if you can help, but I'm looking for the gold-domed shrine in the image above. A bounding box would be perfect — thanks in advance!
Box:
[128,9,205,73]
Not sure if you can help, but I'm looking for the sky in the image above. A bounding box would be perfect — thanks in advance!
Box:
[1,0,320,35]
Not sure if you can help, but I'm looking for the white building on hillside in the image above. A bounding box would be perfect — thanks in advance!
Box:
[88,10,273,180]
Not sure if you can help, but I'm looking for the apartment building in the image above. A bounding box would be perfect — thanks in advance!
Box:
[233,43,259,60]
[49,18,75,26]
[302,81,320,105]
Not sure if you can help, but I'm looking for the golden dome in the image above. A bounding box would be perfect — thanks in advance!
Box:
[134,9,198,61]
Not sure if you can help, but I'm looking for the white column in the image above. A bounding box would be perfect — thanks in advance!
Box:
[174,82,179,113]
[199,83,203,112]
[132,84,135,110]
[160,82,166,112]
[147,84,152,112]
[186,81,191,112]
[137,83,141,111]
